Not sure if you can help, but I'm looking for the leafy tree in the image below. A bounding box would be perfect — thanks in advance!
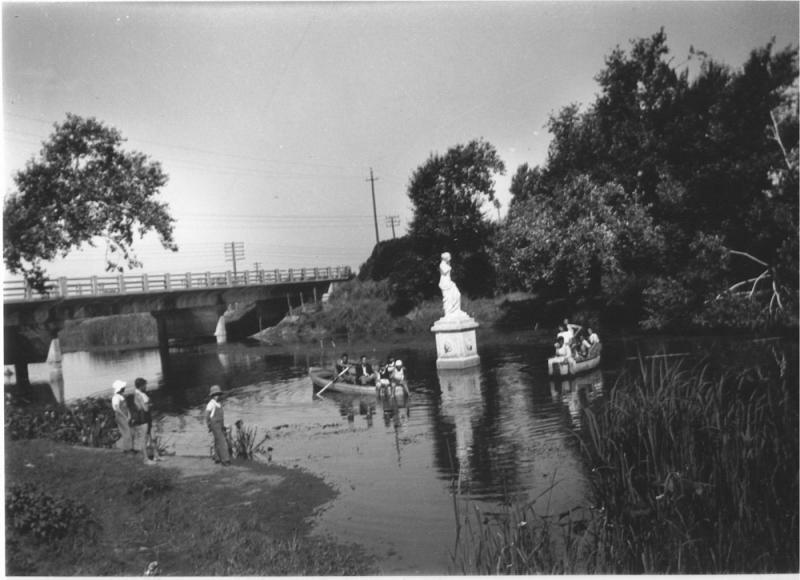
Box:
[514,30,798,329]
[4,114,177,291]
[496,175,663,311]
[405,139,505,299]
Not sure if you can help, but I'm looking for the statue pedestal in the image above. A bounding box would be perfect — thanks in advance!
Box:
[431,312,480,369]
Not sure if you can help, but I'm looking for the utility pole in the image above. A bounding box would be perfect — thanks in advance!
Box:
[385,215,400,239]
[224,242,245,277]
[366,168,380,244]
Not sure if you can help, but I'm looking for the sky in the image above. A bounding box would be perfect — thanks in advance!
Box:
[3,1,798,281]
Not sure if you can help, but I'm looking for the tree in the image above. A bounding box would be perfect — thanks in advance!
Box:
[4,114,177,291]
[496,175,663,310]
[518,30,798,329]
[405,139,505,299]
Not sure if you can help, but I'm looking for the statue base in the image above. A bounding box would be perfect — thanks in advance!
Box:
[431,312,480,370]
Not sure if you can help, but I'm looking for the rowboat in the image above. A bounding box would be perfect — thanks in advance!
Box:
[547,353,601,377]
[548,343,602,377]
[308,366,407,398]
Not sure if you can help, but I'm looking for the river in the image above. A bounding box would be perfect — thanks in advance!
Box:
[8,329,772,574]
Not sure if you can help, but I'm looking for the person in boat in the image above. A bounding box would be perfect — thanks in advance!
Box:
[335,353,354,383]
[553,336,574,364]
[355,355,376,386]
[390,359,410,397]
[559,318,581,346]
[378,356,395,388]
[586,327,601,357]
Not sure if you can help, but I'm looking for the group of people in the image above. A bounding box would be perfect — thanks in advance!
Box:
[335,352,410,397]
[110,377,162,464]
[552,318,601,362]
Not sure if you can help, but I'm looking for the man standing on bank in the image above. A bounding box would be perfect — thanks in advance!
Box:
[205,385,231,466]
[133,377,160,464]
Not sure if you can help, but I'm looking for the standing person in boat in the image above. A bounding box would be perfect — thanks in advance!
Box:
[390,359,410,398]
[205,385,231,466]
[355,355,375,386]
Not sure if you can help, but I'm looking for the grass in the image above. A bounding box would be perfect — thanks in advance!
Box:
[451,346,798,574]
[6,438,376,576]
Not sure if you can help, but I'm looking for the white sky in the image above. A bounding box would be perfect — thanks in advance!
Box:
[3,1,798,279]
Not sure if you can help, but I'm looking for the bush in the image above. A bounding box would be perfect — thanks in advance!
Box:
[126,472,173,500]
[5,396,119,447]
[6,482,98,542]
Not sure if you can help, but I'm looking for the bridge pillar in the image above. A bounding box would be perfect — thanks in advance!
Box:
[215,315,227,344]
[46,338,62,364]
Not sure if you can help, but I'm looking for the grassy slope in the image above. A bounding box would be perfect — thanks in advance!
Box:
[6,439,375,575]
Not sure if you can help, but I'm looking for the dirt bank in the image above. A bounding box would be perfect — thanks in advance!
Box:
[6,439,375,575]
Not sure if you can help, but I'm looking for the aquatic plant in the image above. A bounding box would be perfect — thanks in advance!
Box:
[580,351,798,573]
[5,396,119,447]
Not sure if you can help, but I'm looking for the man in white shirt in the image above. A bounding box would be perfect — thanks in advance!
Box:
[111,380,134,453]
[205,385,231,466]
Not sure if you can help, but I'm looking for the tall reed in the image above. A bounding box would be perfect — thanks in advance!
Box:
[580,350,798,573]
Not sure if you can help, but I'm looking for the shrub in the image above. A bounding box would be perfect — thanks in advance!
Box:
[5,396,118,447]
[126,472,173,500]
[6,483,98,542]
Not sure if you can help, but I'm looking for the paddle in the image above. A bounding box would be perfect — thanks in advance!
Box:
[315,365,350,398]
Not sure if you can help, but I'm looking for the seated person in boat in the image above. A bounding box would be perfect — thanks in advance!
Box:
[390,359,410,397]
[552,336,574,363]
[336,353,355,383]
[378,356,395,387]
[586,327,601,357]
[355,355,377,385]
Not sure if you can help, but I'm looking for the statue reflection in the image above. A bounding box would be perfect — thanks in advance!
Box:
[549,369,604,429]
[438,366,483,494]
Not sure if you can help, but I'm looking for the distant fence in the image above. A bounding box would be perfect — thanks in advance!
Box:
[4,266,352,302]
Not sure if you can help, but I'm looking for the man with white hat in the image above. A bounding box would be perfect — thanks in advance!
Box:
[111,380,134,453]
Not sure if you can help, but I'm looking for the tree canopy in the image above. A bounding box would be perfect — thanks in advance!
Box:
[500,31,798,329]
[4,114,177,290]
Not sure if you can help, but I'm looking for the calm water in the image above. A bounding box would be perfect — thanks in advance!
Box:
[12,330,734,574]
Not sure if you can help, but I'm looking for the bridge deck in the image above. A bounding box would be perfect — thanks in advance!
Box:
[4,266,351,302]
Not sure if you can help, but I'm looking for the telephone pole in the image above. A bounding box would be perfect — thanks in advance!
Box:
[385,215,400,239]
[224,242,245,277]
[366,168,380,244]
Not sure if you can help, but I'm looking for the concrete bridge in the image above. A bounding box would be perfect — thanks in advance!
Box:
[4,265,352,387]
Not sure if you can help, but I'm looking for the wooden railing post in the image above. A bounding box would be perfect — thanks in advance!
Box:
[118,274,126,294]
[90,276,99,295]
[225,271,232,286]
[185,273,192,289]
[275,269,281,282]
[244,271,250,285]
[165,273,172,290]
[142,273,149,292]
[58,277,68,298]
[205,272,211,287]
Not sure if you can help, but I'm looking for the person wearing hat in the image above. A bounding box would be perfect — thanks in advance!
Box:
[390,359,410,398]
[205,385,230,466]
[111,380,134,453]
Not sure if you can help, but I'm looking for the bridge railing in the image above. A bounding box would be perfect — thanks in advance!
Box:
[4,266,352,302]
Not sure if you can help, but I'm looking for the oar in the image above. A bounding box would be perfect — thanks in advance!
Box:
[315,366,349,399]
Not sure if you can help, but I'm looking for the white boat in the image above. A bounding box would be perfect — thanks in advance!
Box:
[547,344,602,377]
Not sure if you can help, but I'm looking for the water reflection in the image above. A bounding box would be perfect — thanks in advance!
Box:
[549,369,605,429]
[438,367,483,493]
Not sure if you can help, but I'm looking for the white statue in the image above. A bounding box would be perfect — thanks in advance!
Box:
[438,252,463,317]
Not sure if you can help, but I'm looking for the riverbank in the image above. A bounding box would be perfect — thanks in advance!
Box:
[6,438,376,575]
